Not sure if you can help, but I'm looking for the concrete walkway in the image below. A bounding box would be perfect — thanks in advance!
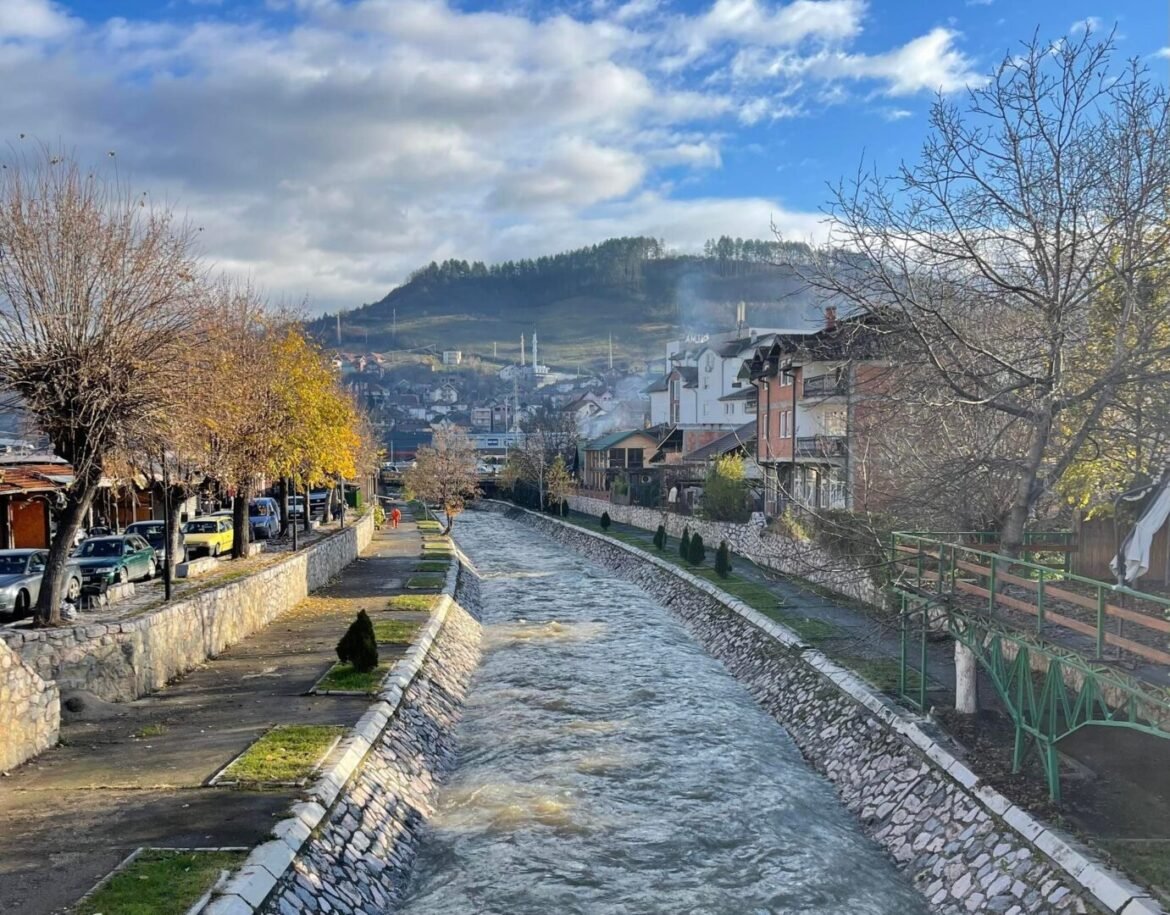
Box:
[0,506,427,915]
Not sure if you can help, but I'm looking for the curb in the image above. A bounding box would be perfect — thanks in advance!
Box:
[487,499,1162,915]
[197,552,463,915]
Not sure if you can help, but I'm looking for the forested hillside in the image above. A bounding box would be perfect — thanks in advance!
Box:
[316,237,827,369]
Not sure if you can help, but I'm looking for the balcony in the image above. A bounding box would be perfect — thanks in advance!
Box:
[795,435,847,458]
[802,373,848,398]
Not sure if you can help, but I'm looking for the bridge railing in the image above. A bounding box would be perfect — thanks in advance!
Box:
[891,532,1170,671]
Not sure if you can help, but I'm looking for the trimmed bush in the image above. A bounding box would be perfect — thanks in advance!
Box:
[336,609,378,673]
[600,511,611,530]
[715,540,732,578]
[679,526,691,559]
[688,532,706,565]
[653,524,666,550]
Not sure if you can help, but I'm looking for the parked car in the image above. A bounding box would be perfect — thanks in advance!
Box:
[182,517,234,558]
[309,489,330,520]
[74,535,157,591]
[248,497,281,539]
[125,521,186,566]
[288,495,306,520]
[0,549,83,620]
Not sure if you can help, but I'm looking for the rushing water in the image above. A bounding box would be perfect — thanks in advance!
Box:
[396,513,928,915]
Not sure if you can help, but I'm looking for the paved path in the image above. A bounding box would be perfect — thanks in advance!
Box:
[0,507,426,915]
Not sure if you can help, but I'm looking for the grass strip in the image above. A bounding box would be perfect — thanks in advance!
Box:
[405,574,445,590]
[315,662,389,693]
[387,594,438,612]
[415,561,449,572]
[78,849,247,915]
[219,724,345,784]
[374,619,421,644]
[1101,840,1170,906]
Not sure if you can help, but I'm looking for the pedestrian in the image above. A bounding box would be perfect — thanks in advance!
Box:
[390,507,401,529]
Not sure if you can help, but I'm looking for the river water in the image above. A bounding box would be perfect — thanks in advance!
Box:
[396,513,927,914]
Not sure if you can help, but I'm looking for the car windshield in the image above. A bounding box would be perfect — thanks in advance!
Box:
[130,525,164,543]
[249,502,271,516]
[0,555,29,574]
[184,521,218,534]
[78,540,122,557]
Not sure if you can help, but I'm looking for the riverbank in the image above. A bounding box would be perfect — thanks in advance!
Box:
[481,501,1159,915]
[0,512,415,915]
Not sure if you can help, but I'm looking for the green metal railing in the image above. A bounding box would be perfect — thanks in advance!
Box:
[891,531,1170,801]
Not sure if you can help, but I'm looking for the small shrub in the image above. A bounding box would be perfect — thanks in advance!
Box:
[600,511,611,530]
[653,524,666,550]
[560,499,570,517]
[688,532,706,565]
[336,609,378,673]
[679,527,691,559]
[373,504,386,528]
[715,540,731,578]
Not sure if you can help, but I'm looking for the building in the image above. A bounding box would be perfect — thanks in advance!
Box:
[441,350,463,366]
[746,310,884,515]
[470,407,492,431]
[580,429,660,494]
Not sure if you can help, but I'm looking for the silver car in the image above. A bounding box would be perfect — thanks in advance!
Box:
[0,549,83,621]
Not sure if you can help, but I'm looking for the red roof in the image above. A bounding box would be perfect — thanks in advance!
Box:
[0,467,63,496]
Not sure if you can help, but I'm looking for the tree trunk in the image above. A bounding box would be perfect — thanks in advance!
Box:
[302,478,311,533]
[37,463,103,626]
[278,477,290,536]
[232,487,251,559]
[442,508,455,536]
[1000,410,1053,558]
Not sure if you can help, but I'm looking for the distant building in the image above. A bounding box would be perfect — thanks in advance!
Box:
[442,350,463,366]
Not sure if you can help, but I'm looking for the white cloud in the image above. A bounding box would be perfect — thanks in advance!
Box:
[878,107,912,121]
[1155,47,1170,59]
[1069,16,1102,34]
[0,0,75,39]
[0,0,982,310]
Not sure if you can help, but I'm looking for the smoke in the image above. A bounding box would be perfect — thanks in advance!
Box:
[673,265,830,335]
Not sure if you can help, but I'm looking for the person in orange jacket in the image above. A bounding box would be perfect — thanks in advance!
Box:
[389,506,402,529]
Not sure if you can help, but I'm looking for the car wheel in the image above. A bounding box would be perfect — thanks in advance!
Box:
[212,544,220,557]
[145,560,157,580]
[66,577,81,601]
[14,589,30,620]
[113,568,125,585]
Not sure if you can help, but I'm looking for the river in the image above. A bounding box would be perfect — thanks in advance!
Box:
[396,512,927,914]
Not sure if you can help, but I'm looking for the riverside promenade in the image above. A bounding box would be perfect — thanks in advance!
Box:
[0,512,424,915]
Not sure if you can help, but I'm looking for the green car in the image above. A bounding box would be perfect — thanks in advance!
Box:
[75,534,157,592]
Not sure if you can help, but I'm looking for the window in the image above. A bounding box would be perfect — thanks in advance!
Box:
[609,448,625,469]
[627,449,644,469]
[746,400,757,414]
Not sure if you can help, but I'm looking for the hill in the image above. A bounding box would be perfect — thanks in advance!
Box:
[313,237,829,370]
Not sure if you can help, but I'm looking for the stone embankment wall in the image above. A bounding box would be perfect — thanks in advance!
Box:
[203,560,483,915]
[3,513,373,705]
[568,493,883,607]
[0,640,58,773]
[488,502,1159,915]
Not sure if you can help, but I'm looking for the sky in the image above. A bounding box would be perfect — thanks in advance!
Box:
[1,0,1167,313]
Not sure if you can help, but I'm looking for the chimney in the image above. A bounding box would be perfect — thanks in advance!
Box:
[824,306,838,331]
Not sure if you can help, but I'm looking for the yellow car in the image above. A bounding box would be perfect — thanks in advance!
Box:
[182,516,235,558]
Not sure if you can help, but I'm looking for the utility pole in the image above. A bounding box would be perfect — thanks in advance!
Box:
[392,308,397,339]
[336,313,341,346]
[608,333,613,371]
[493,341,497,359]
[520,333,526,367]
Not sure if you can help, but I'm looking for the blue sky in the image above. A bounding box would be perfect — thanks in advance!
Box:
[1,0,1167,311]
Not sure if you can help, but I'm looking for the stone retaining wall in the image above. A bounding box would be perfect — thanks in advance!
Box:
[3,513,373,704]
[567,493,883,607]
[0,639,59,772]
[489,502,1160,915]
[202,557,483,915]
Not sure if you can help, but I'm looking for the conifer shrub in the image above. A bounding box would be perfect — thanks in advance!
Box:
[715,540,732,578]
[688,532,706,565]
[680,526,691,559]
[336,610,379,673]
[653,524,666,550]
[600,511,611,530]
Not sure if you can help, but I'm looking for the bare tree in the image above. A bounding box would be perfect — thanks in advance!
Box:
[504,408,578,510]
[804,30,1170,554]
[404,425,480,534]
[0,148,202,623]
